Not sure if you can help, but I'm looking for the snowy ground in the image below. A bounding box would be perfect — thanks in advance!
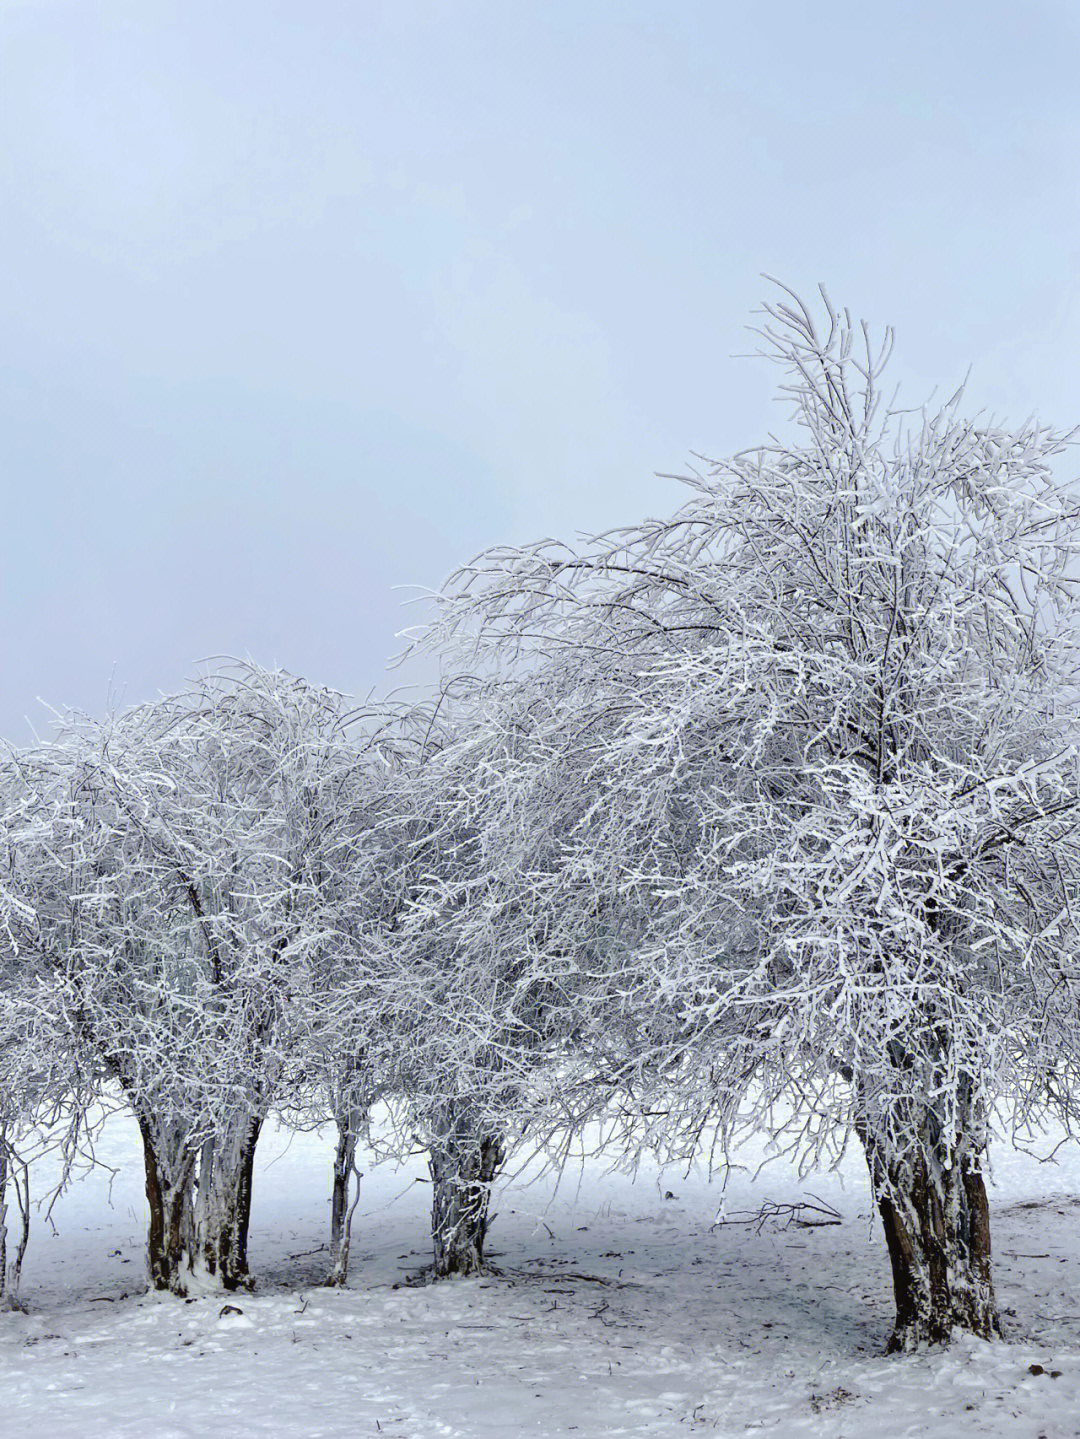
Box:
[3,1114,1080,1439]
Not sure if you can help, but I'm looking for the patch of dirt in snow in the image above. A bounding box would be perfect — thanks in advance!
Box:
[3,1116,1080,1438]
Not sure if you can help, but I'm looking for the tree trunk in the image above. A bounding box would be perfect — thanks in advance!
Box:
[324,1104,364,1286]
[193,1111,263,1291]
[136,1112,197,1295]
[859,1106,999,1351]
[0,1136,6,1306]
[135,1106,264,1295]
[429,1106,504,1278]
[0,1126,30,1311]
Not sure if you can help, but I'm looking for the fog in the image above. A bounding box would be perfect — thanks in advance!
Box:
[4,0,1078,738]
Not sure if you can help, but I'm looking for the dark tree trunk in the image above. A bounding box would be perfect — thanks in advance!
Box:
[429,1107,504,1279]
[0,1138,6,1307]
[325,1104,364,1287]
[135,1105,264,1295]
[194,1112,263,1291]
[860,1109,999,1351]
[137,1112,197,1295]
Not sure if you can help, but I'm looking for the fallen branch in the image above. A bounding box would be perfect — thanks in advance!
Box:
[714,1196,842,1233]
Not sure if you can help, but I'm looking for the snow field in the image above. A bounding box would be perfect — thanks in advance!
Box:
[2,1113,1080,1438]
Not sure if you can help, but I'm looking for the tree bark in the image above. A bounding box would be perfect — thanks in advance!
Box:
[429,1106,504,1278]
[0,1127,29,1311]
[320,1109,358,1286]
[859,1104,1000,1351]
[193,1111,263,1291]
[0,1128,8,1308]
[0,1139,6,1306]
[323,1101,366,1286]
[135,1105,265,1295]
[136,1112,197,1295]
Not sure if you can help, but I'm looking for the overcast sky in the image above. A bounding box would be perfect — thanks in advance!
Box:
[3,0,1079,739]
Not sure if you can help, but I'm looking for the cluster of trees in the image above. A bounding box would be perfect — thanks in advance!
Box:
[4,288,1080,1352]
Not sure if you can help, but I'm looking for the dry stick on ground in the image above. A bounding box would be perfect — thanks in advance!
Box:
[716,1197,843,1234]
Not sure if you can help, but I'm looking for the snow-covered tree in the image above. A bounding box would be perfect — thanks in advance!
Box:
[1,664,368,1295]
[332,694,518,1279]
[374,673,688,1277]
[274,700,434,1287]
[409,286,1080,1348]
[1,752,102,1311]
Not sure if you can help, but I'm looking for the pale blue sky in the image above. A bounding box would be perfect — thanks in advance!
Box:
[3,0,1078,737]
